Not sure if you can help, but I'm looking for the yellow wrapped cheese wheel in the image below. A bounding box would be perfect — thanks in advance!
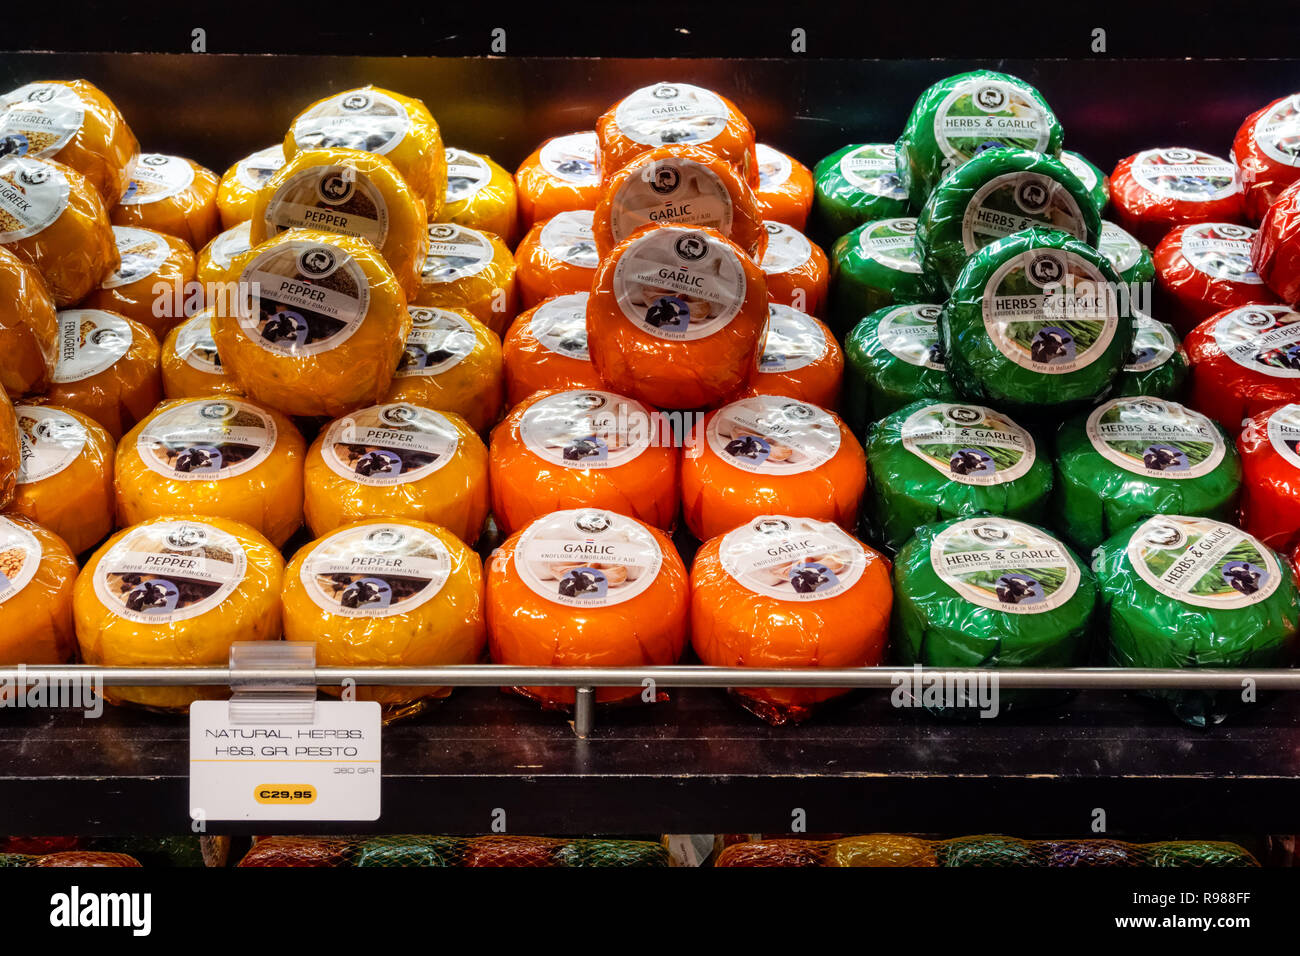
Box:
[385,305,504,434]
[0,79,138,205]
[0,387,17,507]
[0,514,77,665]
[82,226,197,337]
[251,147,427,299]
[43,309,161,440]
[112,154,221,249]
[115,397,305,547]
[304,402,488,544]
[0,155,118,306]
[285,86,447,220]
[216,144,285,229]
[73,515,284,711]
[442,147,518,245]
[9,404,114,554]
[412,222,517,335]
[160,308,240,399]
[195,221,251,292]
[0,245,58,396]
[211,229,410,418]
[283,518,486,716]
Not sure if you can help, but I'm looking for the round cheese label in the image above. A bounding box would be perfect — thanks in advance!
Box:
[857,217,923,274]
[1127,515,1280,609]
[239,239,370,357]
[322,403,459,486]
[758,304,826,374]
[530,293,591,360]
[1099,221,1144,276]
[206,221,252,273]
[838,143,908,199]
[174,311,225,376]
[901,403,1036,486]
[612,228,747,340]
[539,209,598,269]
[609,156,734,243]
[445,148,492,204]
[760,220,812,275]
[233,144,286,193]
[519,389,652,469]
[0,156,69,242]
[1255,94,1300,168]
[0,516,42,605]
[720,515,868,601]
[1060,151,1100,193]
[420,222,495,284]
[0,83,85,158]
[878,303,946,370]
[1130,148,1239,202]
[136,399,276,481]
[1176,222,1263,285]
[263,165,390,247]
[613,83,731,148]
[514,509,663,608]
[756,143,792,190]
[960,171,1088,252]
[15,405,86,484]
[539,132,600,185]
[707,396,840,475]
[1124,314,1176,373]
[933,79,1052,166]
[51,310,132,384]
[395,307,475,378]
[102,226,170,290]
[1212,304,1300,379]
[301,523,453,618]
[121,154,195,205]
[930,516,1080,614]
[1086,398,1224,480]
[292,90,411,156]
[1266,403,1300,470]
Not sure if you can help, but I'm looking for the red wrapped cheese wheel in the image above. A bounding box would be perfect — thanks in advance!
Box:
[502,293,603,406]
[1111,148,1245,246]
[1234,93,1300,223]
[514,132,601,232]
[587,224,768,410]
[1154,222,1278,334]
[1252,179,1300,303]
[1237,402,1300,551]
[514,210,598,309]
[681,394,867,541]
[754,144,814,230]
[744,304,843,409]
[1185,303,1300,433]
[759,220,829,316]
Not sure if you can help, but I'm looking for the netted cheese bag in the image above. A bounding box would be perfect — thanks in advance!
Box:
[760,220,829,316]
[413,222,516,335]
[1235,93,1300,223]
[385,305,503,433]
[515,210,598,309]
[1111,147,1245,246]
[195,221,251,291]
[843,303,958,436]
[1154,222,1276,334]
[812,143,910,241]
[502,294,603,406]
[754,144,813,231]
[828,217,938,337]
[1113,313,1189,400]
[0,514,77,665]
[43,309,161,440]
[0,244,58,396]
[83,226,197,337]
[745,304,843,410]
[1184,304,1300,433]
[442,147,518,245]
[515,132,601,231]
[215,144,285,229]
[160,308,240,399]
[112,154,221,249]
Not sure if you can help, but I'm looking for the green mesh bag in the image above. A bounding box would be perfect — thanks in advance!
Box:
[843,303,957,436]
[828,217,940,337]
[1112,313,1188,400]
[1144,841,1259,867]
[351,835,466,867]
[555,839,669,867]
[1060,150,1109,216]
[812,143,911,242]
[0,854,33,867]
[937,835,1037,867]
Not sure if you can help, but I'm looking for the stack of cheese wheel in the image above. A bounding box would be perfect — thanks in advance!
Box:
[1110,147,1245,245]
[753,144,814,230]
[1237,402,1300,550]
[828,217,938,336]
[812,143,910,240]
[283,518,485,717]
[514,132,601,231]
[82,226,197,336]
[760,220,829,315]
[1113,313,1189,400]
[486,507,688,706]
[160,308,240,399]
[843,302,958,436]
[489,387,679,534]
[195,221,252,290]
[0,245,58,396]
[1185,304,1300,433]
[215,144,285,228]
[1234,93,1300,223]
[502,294,603,405]
[73,516,284,711]
[682,394,867,540]
[746,304,843,409]
[514,210,599,308]
[1252,179,1300,304]
[1153,222,1276,334]
[0,514,77,665]
[385,305,503,434]
[413,222,517,335]
[112,153,221,249]
[443,147,518,245]
[690,515,892,724]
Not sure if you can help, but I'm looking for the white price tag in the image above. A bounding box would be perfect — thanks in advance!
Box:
[188,700,382,822]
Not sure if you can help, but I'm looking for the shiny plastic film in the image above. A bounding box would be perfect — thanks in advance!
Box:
[112,154,221,250]
[1252,178,1300,304]
[0,245,58,396]
[385,305,504,434]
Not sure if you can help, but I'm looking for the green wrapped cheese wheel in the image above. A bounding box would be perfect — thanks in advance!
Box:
[1098,220,1155,287]
[843,303,957,436]
[892,515,1096,714]
[812,143,911,241]
[1060,150,1109,215]
[896,70,1064,208]
[941,227,1133,414]
[865,400,1053,553]
[829,217,939,337]
[917,147,1101,293]
[1113,312,1189,399]
[1093,515,1300,727]
[1053,396,1241,551]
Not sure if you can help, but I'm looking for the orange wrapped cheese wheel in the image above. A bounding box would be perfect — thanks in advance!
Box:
[443,148,518,246]
[0,245,58,396]
[489,387,679,535]
[596,82,757,187]
[486,508,689,707]
[73,516,283,711]
[43,309,161,440]
[413,222,516,335]
[115,397,305,547]
[515,132,601,231]
[515,210,598,308]
[760,220,829,316]
[216,144,285,229]
[283,518,486,715]
[682,395,867,541]
[0,155,117,306]
[285,86,447,219]
[755,144,814,230]
[160,309,240,399]
[211,229,409,418]
[0,514,77,665]
[746,304,843,409]
[502,293,604,405]
[592,145,766,260]
[691,515,892,723]
[250,148,428,299]
[82,226,197,337]
[195,221,251,291]
[0,80,138,205]
[112,154,221,249]
[9,404,114,554]
[0,388,16,507]
[588,224,768,409]
[304,402,488,544]
[385,305,504,434]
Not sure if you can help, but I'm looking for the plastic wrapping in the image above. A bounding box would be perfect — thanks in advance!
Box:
[486,508,688,707]
[681,395,867,541]
[1110,147,1246,246]
[0,515,76,664]
[940,227,1132,414]
[1184,304,1300,433]
[1236,402,1300,551]
[842,303,958,437]
[0,79,138,205]
[413,222,517,336]
[304,402,488,543]
[211,228,410,418]
[865,400,1053,554]
[0,245,57,396]
[760,220,829,315]
[1093,514,1300,726]
[115,397,305,547]
[828,217,938,337]
[754,144,813,230]
[282,518,485,717]
[0,155,118,306]
[916,147,1101,294]
[285,86,446,219]
[514,210,598,309]
[0,389,14,507]
[502,294,603,406]
[1233,93,1300,223]
[42,309,161,440]
[489,387,679,535]
[1098,220,1155,288]
[82,226,197,337]
[112,154,221,249]
[1053,397,1241,552]
[195,220,251,290]
[587,224,768,410]
[238,835,669,868]
[1252,178,1300,303]
[442,147,518,245]
[896,70,1063,208]
[811,144,910,242]
[160,308,241,399]
[690,515,892,723]
[1153,222,1276,334]
[1060,150,1109,215]
[250,147,428,299]
[385,305,503,434]
[215,144,285,229]
[9,403,114,554]
[73,515,284,712]
[514,131,601,232]
[1113,312,1189,399]
[746,304,842,409]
